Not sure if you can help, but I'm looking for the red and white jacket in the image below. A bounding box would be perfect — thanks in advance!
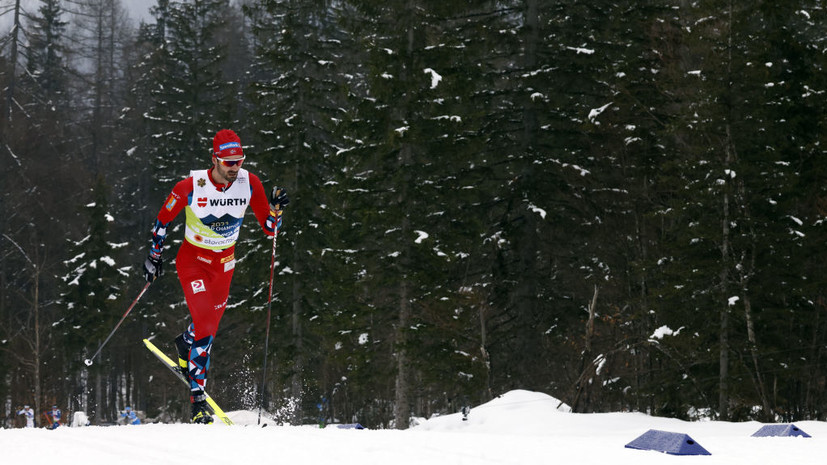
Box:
[150,167,275,257]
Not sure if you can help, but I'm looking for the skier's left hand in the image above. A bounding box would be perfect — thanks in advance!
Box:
[143,254,163,283]
[270,186,290,210]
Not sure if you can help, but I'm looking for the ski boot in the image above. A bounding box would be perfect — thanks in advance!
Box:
[174,333,191,379]
[191,393,213,424]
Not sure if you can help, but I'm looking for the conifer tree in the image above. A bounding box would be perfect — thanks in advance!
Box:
[242,0,359,422]
[142,0,237,177]
[58,177,130,422]
[26,0,69,107]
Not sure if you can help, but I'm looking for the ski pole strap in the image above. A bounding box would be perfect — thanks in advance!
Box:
[266,208,283,235]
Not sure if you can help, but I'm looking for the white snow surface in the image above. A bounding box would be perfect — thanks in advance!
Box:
[2,389,825,464]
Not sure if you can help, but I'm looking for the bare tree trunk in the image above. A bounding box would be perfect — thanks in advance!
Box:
[2,237,46,422]
[743,294,771,419]
[290,272,303,425]
[391,9,417,428]
[634,182,651,412]
[479,300,492,402]
[95,371,102,424]
[33,272,41,420]
[393,279,410,429]
[572,284,599,412]
[393,150,412,426]
[522,0,539,149]
[80,365,89,422]
[718,148,731,421]
[735,171,771,419]
[718,0,735,421]
[4,0,22,121]
[586,285,598,353]
[287,87,304,424]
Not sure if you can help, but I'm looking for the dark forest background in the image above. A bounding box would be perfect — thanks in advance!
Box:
[0,0,825,428]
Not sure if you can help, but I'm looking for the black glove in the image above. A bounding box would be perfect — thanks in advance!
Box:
[143,254,163,283]
[270,186,290,210]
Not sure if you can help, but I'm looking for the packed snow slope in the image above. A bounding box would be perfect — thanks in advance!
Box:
[2,390,825,465]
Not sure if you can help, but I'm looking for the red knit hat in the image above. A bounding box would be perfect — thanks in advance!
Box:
[213,129,244,158]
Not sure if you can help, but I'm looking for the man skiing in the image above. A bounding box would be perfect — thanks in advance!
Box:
[121,406,141,425]
[143,129,289,424]
[17,405,34,428]
[47,405,62,429]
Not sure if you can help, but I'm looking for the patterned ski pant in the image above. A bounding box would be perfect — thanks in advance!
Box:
[175,241,236,395]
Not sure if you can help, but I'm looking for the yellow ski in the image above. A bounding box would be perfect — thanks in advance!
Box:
[143,338,233,426]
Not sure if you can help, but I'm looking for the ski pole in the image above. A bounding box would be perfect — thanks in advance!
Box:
[84,282,151,366]
[258,207,283,425]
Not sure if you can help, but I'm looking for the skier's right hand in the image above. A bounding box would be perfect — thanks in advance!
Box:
[143,254,163,283]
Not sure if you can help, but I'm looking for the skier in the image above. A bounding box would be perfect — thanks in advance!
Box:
[461,404,470,421]
[47,405,62,429]
[17,405,35,428]
[460,395,470,421]
[142,129,289,424]
[121,406,141,425]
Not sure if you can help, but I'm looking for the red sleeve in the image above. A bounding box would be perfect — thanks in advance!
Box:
[156,177,192,224]
[249,173,276,236]
[148,177,192,257]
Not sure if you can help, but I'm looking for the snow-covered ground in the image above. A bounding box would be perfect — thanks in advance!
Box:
[2,390,824,465]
